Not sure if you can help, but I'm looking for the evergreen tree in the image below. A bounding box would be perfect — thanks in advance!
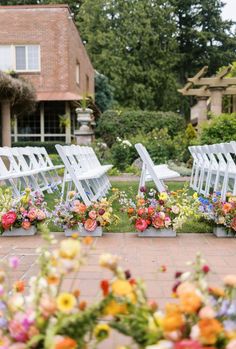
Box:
[77,0,179,111]
[95,71,114,113]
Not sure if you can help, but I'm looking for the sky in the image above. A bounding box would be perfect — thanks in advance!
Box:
[222,0,236,21]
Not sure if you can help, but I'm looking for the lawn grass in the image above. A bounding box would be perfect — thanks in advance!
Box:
[44,180,213,234]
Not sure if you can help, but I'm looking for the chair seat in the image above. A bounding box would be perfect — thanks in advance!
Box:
[64,164,112,182]
[146,165,180,181]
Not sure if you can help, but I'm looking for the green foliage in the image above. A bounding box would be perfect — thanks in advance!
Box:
[12,141,65,154]
[97,110,185,147]
[110,139,134,171]
[199,113,236,144]
[95,71,114,112]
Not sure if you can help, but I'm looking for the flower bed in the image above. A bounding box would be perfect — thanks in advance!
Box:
[199,193,236,237]
[0,232,236,348]
[0,188,48,236]
[119,186,200,235]
[53,191,119,236]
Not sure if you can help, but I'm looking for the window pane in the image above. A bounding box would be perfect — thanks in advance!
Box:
[0,46,12,71]
[16,46,26,70]
[17,105,40,134]
[44,101,65,134]
[28,45,39,70]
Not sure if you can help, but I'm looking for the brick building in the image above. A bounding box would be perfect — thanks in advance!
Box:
[0,4,94,144]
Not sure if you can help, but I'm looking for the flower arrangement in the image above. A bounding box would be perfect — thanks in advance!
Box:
[119,186,200,232]
[199,193,236,234]
[0,188,48,234]
[1,231,236,348]
[53,191,119,232]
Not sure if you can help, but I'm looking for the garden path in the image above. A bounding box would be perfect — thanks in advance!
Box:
[0,233,235,348]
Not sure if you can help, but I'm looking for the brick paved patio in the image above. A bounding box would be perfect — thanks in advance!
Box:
[1,233,236,348]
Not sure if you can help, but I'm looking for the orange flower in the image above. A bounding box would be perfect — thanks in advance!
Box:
[83,236,93,245]
[180,292,202,314]
[14,280,25,293]
[208,286,225,298]
[47,275,59,285]
[162,304,184,332]
[137,198,145,207]
[127,207,135,215]
[54,337,77,349]
[84,219,97,232]
[73,289,81,298]
[223,202,232,214]
[198,318,223,345]
[78,300,87,311]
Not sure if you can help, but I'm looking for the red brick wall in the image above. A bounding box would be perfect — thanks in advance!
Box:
[0,6,94,96]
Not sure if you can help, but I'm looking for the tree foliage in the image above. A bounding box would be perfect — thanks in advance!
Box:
[95,71,114,113]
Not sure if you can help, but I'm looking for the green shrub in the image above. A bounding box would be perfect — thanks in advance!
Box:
[12,141,65,154]
[96,110,186,146]
[110,139,135,171]
[199,113,236,144]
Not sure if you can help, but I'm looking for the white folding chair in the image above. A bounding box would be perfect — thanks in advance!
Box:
[56,144,112,205]
[135,143,180,195]
[28,147,64,190]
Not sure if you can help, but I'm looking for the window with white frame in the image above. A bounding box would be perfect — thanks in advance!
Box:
[0,45,40,72]
[76,62,80,84]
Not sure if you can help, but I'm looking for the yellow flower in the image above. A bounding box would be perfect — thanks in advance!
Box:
[104,299,127,315]
[94,324,110,341]
[56,293,76,313]
[159,192,168,201]
[59,239,81,259]
[102,212,111,221]
[193,192,198,199]
[112,279,133,296]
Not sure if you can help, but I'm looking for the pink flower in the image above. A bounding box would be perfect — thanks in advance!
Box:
[152,214,165,229]
[199,306,216,319]
[2,211,17,230]
[175,340,204,349]
[88,210,97,220]
[135,218,148,232]
[37,209,46,221]
[10,344,27,349]
[9,256,20,269]
[27,208,37,222]
[84,219,97,232]
[21,220,31,230]
[164,216,171,227]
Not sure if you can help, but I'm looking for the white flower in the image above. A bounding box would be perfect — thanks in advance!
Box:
[180,271,191,282]
[190,324,200,340]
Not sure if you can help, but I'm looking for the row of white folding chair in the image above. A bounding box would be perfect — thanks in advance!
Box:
[0,146,63,196]
[56,144,112,205]
[189,142,236,200]
[135,143,180,195]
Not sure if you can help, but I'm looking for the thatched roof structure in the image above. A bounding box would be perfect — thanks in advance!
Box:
[0,71,36,116]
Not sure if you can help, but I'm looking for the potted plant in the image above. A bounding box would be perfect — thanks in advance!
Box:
[0,188,48,236]
[120,186,200,237]
[199,193,236,237]
[53,192,119,237]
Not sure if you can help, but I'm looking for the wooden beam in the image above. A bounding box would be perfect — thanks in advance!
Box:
[188,77,236,86]
[178,86,210,97]
[216,65,232,79]
[223,88,236,95]
[187,66,208,84]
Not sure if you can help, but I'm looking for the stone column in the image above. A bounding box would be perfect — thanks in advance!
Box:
[191,96,208,124]
[65,102,71,144]
[210,88,223,116]
[232,95,236,113]
[1,100,11,147]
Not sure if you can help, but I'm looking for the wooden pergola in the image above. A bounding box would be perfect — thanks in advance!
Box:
[178,65,236,123]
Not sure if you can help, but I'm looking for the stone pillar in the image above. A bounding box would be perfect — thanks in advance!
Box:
[74,108,94,145]
[191,97,208,124]
[1,100,11,147]
[40,102,45,142]
[65,102,71,144]
[210,88,223,116]
[232,95,236,113]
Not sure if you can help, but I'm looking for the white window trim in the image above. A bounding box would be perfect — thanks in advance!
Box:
[76,62,80,85]
[0,44,41,72]
[14,45,41,72]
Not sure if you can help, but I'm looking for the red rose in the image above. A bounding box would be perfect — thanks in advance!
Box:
[202,265,210,274]
[100,279,109,296]
[137,208,145,216]
[135,218,148,232]
[175,340,210,349]
[231,217,236,231]
[2,211,17,230]
[148,207,155,216]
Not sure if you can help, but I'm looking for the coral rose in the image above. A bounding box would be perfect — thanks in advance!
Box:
[37,209,46,221]
[2,211,17,230]
[22,220,31,230]
[174,340,204,349]
[199,306,216,319]
[84,218,97,232]
[148,207,155,216]
[223,202,232,213]
[137,208,146,216]
[27,208,37,222]
[54,336,77,349]
[176,282,196,296]
[77,203,87,214]
[135,218,148,232]
[152,215,165,229]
